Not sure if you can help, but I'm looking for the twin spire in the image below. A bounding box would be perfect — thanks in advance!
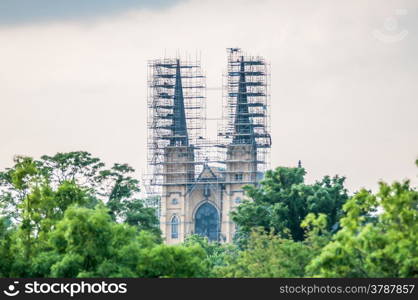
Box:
[147,49,271,193]
[171,57,255,147]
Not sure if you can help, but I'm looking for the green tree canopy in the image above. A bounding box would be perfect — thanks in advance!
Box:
[0,152,416,278]
[0,152,159,233]
[232,167,348,242]
[0,152,163,277]
[183,235,238,277]
[307,179,418,277]
[215,229,312,277]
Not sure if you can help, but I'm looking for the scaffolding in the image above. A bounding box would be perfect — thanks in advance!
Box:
[145,49,271,196]
[217,48,271,181]
[145,57,206,195]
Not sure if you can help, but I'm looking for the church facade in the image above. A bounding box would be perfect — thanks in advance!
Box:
[147,49,270,244]
[159,143,258,244]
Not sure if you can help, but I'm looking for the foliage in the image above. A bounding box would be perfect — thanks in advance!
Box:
[232,167,348,243]
[137,243,209,278]
[183,235,238,277]
[47,206,208,278]
[47,206,160,277]
[215,229,313,277]
[0,152,164,277]
[0,217,14,276]
[306,180,418,277]
[115,198,161,238]
[0,152,417,278]
[0,152,160,233]
[216,213,332,278]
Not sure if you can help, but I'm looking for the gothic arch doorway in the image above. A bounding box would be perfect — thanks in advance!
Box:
[194,202,219,241]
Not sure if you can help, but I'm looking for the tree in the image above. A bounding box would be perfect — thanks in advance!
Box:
[137,243,210,278]
[0,217,14,276]
[215,213,332,278]
[215,229,312,277]
[306,179,418,277]
[0,156,40,221]
[39,152,105,188]
[46,206,207,278]
[183,235,238,277]
[0,152,162,277]
[38,153,145,221]
[0,152,159,234]
[46,205,155,277]
[232,167,348,243]
[0,156,97,274]
[121,198,161,237]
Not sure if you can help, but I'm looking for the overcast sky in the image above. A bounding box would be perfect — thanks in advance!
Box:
[0,0,417,193]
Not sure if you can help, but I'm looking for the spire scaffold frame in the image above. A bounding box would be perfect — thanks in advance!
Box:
[218,48,272,175]
[144,49,272,197]
[145,56,206,195]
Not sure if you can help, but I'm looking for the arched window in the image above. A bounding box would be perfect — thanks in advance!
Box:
[171,215,179,239]
[171,198,179,205]
[195,202,219,241]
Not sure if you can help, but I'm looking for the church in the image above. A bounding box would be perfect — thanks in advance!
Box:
[146,49,271,244]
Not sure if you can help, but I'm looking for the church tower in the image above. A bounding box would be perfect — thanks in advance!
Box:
[146,49,270,244]
[146,58,204,244]
[220,49,271,242]
[159,60,195,243]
